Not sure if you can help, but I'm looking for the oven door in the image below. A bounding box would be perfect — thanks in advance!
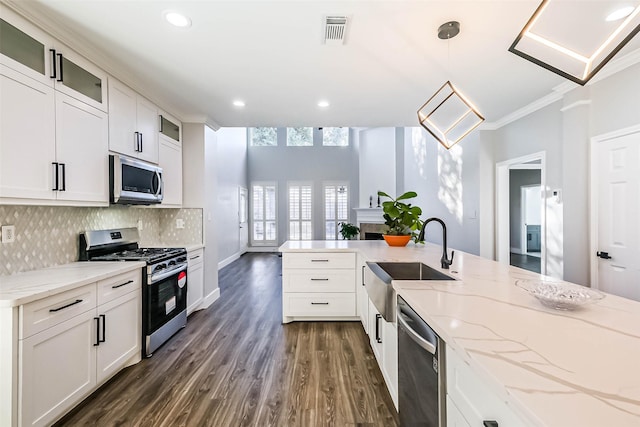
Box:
[145,264,187,335]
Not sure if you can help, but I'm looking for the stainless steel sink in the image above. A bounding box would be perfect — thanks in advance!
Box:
[366,262,456,322]
[373,262,456,281]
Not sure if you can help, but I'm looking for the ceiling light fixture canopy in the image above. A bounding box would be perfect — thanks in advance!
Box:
[417,21,484,150]
[509,0,640,85]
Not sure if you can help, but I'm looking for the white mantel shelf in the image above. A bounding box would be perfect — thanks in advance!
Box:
[279,240,640,426]
[353,207,384,224]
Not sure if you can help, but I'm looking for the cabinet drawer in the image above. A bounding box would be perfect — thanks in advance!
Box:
[97,269,141,306]
[284,293,356,317]
[283,269,355,293]
[283,252,355,269]
[188,249,204,267]
[20,284,97,339]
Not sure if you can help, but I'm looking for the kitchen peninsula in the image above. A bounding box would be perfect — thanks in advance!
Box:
[279,240,640,426]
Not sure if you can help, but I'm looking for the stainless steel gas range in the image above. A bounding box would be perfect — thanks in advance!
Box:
[79,227,187,357]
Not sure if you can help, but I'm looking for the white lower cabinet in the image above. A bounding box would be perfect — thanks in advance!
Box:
[367,298,398,409]
[281,252,356,323]
[356,254,369,331]
[187,248,204,315]
[14,271,142,427]
[446,344,527,427]
[19,309,96,427]
[96,291,140,384]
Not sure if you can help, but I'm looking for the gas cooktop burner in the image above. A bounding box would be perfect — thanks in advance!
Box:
[91,247,186,263]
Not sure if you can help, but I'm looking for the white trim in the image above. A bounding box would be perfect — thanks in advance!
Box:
[560,100,592,112]
[496,151,547,275]
[589,124,640,290]
[246,246,279,253]
[510,164,542,170]
[520,183,542,255]
[510,247,523,255]
[200,288,221,310]
[218,252,241,270]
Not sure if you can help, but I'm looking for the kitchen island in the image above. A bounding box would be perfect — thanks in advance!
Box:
[279,240,640,426]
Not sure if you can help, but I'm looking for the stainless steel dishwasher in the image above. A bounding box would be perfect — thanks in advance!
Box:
[397,296,446,427]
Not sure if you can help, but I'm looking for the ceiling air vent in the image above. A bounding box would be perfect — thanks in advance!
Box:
[324,16,348,45]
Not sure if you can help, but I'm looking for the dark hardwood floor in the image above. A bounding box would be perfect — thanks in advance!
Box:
[56,253,399,427]
[510,252,541,273]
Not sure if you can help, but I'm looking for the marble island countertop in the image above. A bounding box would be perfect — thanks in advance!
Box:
[0,261,146,307]
[279,240,640,426]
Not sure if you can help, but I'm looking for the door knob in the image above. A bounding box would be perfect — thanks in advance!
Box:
[596,251,612,260]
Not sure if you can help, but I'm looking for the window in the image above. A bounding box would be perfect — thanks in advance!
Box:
[251,182,277,244]
[324,183,349,240]
[322,127,349,146]
[249,127,277,146]
[288,183,313,240]
[286,127,313,146]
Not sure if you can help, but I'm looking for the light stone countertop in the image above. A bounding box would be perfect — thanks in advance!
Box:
[0,261,146,307]
[279,240,640,426]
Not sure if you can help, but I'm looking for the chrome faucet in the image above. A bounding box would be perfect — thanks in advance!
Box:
[417,217,455,269]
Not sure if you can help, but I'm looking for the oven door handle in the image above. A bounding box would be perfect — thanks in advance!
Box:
[150,264,187,284]
[397,310,437,355]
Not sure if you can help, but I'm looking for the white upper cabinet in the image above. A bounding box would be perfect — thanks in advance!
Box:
[108,77,159,164]
[54,92,108,203]
[50,42,108,112]
[0,7,54,87]
[0,9,107,112]
[159,138,183,207]
[0,64,56,201]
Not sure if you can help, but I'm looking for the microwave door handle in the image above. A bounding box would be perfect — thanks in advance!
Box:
[154,171,162,197]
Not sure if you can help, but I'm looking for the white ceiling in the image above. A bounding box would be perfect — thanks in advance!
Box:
[11,0,640,128]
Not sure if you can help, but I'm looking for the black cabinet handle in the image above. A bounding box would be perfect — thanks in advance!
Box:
[49,49,57,79]
[139,133,143,152]
[134,132,140,152]
[159,114,164,132]
[189,255,200,260]
[59,163,66,191]
[597,251,612,260]
[112,280,134,289]
[311,259,329,262]
[100,314,106,343]
[375,313,382,343]
[49,299,82,312]
[483,421,498,427]
[311,302,329,305]
[93,317,100,346]
[56,53,63,82]
[310,278,329,281]
[52,162,59,191]
[362,265,365,286]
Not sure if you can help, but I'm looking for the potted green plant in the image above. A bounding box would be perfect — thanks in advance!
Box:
[339,222,360,240]
[378,190,424,246]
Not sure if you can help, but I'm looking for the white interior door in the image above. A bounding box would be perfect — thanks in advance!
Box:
[239,186,249,253]
[594,131,640,301]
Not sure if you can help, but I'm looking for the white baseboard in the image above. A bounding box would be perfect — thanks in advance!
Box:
[510,247,523,255]
[245,246,279,253]
[218,252,241,270]
[201,288,220,309]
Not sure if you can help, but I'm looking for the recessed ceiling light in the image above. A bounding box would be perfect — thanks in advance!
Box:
[318,100,330,108]
[233,100,246,107]
[164,11,192,28]
[606,6,635,22]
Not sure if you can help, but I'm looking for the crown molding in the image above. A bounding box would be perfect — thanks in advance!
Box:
[560,100,592,113]
[484,47,640,130]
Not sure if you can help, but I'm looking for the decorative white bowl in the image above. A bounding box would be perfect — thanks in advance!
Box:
[516,279,605,310]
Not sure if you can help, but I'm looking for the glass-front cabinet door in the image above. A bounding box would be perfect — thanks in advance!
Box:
[0,8,53,86]
[51,43,108,112]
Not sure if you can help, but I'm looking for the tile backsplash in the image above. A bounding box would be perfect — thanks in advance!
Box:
[0,206,202,276]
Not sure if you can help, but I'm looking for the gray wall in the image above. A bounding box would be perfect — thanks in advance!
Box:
[509,169,541,251]
[491,102,564,278]
[401,127,481,255]
[216,128,248,264]
[247,128,359,246]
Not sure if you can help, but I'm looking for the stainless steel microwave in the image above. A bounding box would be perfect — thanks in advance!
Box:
[109,154,163,205]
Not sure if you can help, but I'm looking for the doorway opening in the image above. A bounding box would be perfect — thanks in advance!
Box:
[496,152,546,275]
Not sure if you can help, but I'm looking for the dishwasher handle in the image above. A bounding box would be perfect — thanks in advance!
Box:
[398,310,437,355]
